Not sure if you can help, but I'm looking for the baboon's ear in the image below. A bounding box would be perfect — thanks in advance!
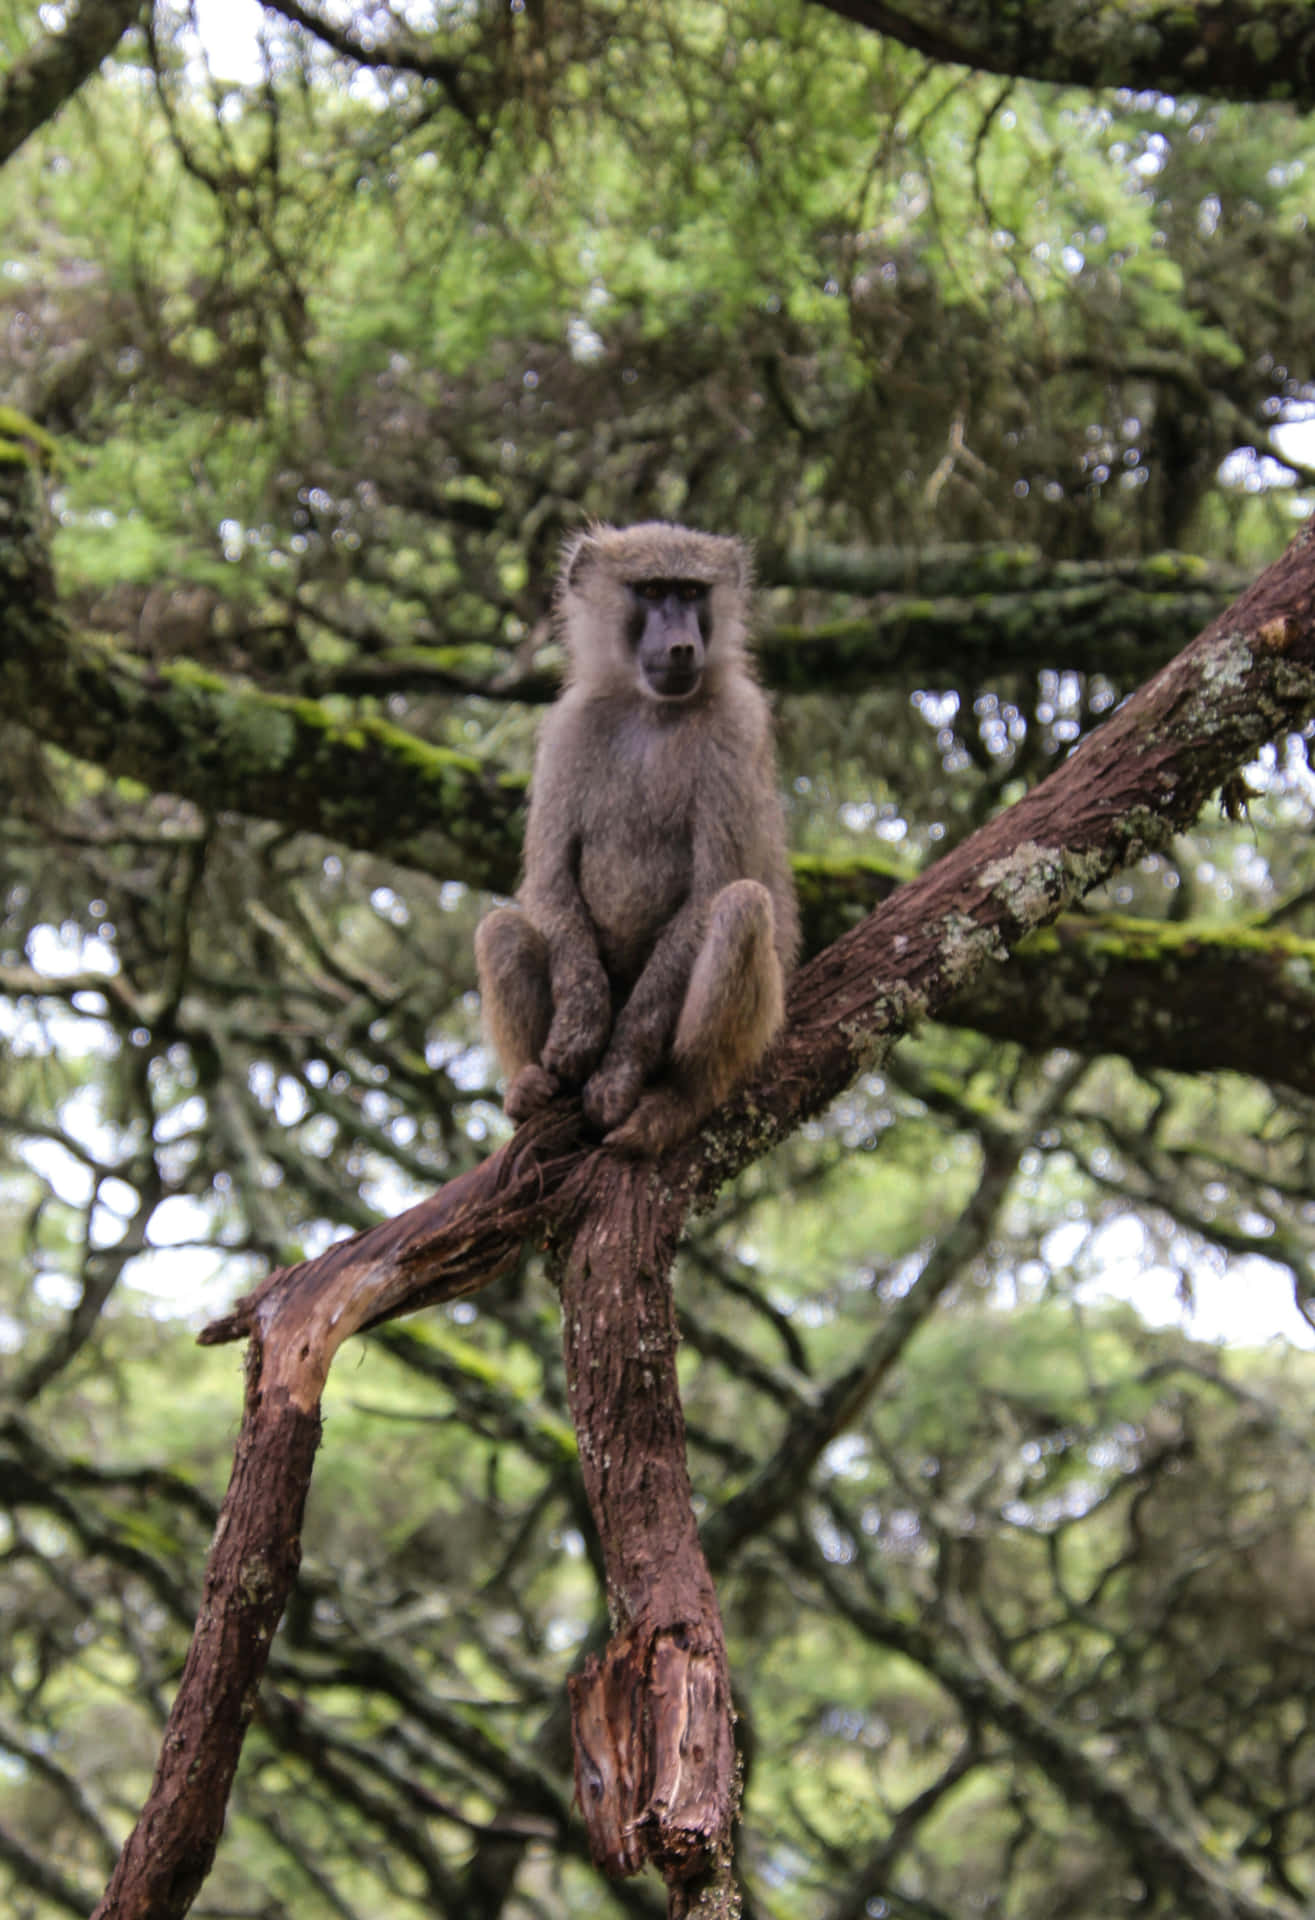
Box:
[560,529,601,595]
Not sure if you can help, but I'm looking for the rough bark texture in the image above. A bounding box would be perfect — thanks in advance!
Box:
[0,0,142,165]
[951,915,1315,1097]
[809,0,1315,106]
[92,1349,321,1920]
[199,1103,586,1349]
[87,516,1315,1920]
[727,531,1315,1182]
[797,862,1315,1096]
[557,1162,737,1891]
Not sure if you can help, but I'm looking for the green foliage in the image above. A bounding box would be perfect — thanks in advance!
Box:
[10,1,1315,618]
[0,403,59,469]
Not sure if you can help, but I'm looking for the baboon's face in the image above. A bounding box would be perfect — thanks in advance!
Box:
[626,578,710,701]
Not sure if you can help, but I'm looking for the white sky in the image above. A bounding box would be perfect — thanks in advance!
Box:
[192,0,266,81]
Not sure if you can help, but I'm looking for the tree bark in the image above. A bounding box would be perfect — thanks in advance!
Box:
[557,1162,737,1900]
[948,914,1315,1097]
[93,1346,321,1920]
[807,0,1315,107]
[0,0,143,165]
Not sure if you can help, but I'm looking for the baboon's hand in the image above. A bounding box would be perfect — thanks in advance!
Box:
[542,977,610,1086]
[504,1064,560,1123]
[605,1087,691,1157]
[582,1056,644,1134]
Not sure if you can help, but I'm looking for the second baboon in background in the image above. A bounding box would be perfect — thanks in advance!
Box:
[475,521,798,1156]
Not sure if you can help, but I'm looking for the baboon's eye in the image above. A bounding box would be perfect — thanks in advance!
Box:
[636,580,665,603]
[677,581,704,603]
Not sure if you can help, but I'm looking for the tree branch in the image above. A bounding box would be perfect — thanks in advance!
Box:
[800,1531,1306,1920]
[0,621,524,892]
[0,0,142,166]
[3,547,1248,903]
[260,0,480,122]
[950,914,1315,1097]
[801,866,1315,1096]
[807,0,1315,107]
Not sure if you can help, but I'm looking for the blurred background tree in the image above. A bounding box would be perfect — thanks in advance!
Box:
[3,3,1315,1916]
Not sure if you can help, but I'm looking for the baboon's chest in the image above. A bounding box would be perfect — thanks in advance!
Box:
[577,727,697,978]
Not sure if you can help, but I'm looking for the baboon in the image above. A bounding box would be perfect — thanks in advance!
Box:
[475,521,799,1156]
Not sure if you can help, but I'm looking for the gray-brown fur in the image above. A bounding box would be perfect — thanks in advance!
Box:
[475,522,799,1155]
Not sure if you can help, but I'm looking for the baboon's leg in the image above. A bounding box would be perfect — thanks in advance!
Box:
[606,879,784,1156]
[474,908,558,1121]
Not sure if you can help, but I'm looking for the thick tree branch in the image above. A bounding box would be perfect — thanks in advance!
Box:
[558,1168,738,1895]
[2,545,1246,908]
[0,617,524,892]
[286,551,1247,702]
[952,915,1315,1097]
[91,1107,585,1920]
[75,548,1245,701]
[807,0,1315,107]
[802,867,1315,1094]
[775,546,1250,599]
[90,516,1315,1918]
[7,868,1313,1098]
[0,0,142,165]
[760,572,1232,693]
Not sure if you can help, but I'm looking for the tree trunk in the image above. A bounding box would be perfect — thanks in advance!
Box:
[558,1161,738,1904]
